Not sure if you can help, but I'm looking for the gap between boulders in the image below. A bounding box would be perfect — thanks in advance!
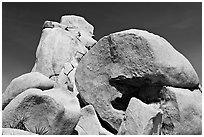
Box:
[109,75,163,111]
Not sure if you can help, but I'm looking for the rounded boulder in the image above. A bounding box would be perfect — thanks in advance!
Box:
[75,29,199,130]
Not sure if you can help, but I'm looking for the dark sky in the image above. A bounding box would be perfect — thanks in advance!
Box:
[2,2,202,92]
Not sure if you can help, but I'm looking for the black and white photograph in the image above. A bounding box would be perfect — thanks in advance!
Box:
[1,1,202,135]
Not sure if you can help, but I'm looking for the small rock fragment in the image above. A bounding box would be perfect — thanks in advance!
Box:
[43,20,67,30]
[118,97,161,135]
[160,86,202,135]
[75,105,113,135]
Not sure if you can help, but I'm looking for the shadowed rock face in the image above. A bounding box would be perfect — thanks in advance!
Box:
[75,29,199,131]
[109,76,163,111]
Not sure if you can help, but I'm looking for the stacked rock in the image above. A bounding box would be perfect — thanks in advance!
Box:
[2,15,202,135]
[32,15,97,94]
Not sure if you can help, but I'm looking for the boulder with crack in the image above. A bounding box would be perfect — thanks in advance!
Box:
[2,72,55,110]
[32,15,96,88]
[74,105,113,135]
[118,97,162,135]
[2,88,81,135]
[160,86,202,135]
[75,29,199,131]
[57,60,78,94]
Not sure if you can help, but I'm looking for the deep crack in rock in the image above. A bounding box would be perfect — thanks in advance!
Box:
[76,93,118,134]
[49,74,59,79]
[95,111,118,135]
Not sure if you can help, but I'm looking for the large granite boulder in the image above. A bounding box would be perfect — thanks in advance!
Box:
[32,15,96,87]
[75,105,113,135]
[75,29,199,131]
[2,72,55,110]
[160,86,202,135]
[118,97,162,135]
[2,88,81,135]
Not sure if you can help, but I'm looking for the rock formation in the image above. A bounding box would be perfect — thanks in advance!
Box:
[2,15,201,135]
[75,29,200,131]
[2,88,80,135]
[2,72,55,110]
[32,15,96,93]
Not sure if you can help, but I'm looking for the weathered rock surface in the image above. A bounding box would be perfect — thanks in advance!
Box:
[2,88,81,135]
[160,86,202,135]
[32,15,96,90]
[60,15,94,38]
[57,61,78,94]
[32,27,85,79]
[118,97,162,135]
[74,105,113,135]
[75,29,199,130]
[2,128,37,135]
[61,15,97,50]
[2,72,55,110]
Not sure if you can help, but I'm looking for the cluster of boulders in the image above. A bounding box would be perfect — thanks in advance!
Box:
[2,15,202,135]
